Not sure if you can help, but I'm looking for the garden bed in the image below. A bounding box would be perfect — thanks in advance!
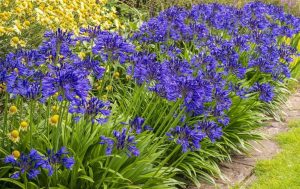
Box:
[0,1,300,188]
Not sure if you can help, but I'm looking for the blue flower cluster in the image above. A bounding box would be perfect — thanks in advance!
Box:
[167,125,206,152]
[166,120,223,152]
[0,27,135,124]
[91,30,135,64]
[69,97,111,124]
[0,2,298,157]
[4,147,74,180]
[99,117,152,157]
[130,2,299,151]
[100,128,140,157]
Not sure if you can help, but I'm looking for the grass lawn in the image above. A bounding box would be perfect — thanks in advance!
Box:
[250,120,300,189]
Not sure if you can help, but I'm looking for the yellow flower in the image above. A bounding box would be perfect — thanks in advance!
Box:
[49,115,59,126]
[0,27,5,35]
[106,85,113,92]
[126,75,132,80]
[52,105,59,112]
[9,105,18,114]
[12,150,21,159]
[113,72,120,79]
[10,37,26,48]
[78,52,86,60]
[102,95,108,101]
[20,121,29,131]
[14,68,19,74]
[15,7,22,14]
[0,0,123,50]
[23,20,30,27]
[53,92,59,97]
[8,130,20,143]
[11,37,20,43]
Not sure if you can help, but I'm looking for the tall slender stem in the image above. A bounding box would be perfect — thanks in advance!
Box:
[3,93,8,148]
[29,100,34,148]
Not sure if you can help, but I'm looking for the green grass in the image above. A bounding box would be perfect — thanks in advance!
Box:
[250,120,300,189]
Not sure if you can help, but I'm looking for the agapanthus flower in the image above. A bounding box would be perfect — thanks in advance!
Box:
[78,26,104,42]
[129,116,153,134]
[99,128,140,157]
[130,52,161,84]
[42,63,91,102]
[4,149,48,180]
[74,56,105,79]
[250,83,274,103]
[166,125,206,152]
[228,83,248,99]
[40,29,76,59]
[45,147,75,174]
[15,80,41,99]
[99,136,114,155]
[69,97,110,124]
[92,31,135,64]
[196,120,223,142]
[1,49,46,99]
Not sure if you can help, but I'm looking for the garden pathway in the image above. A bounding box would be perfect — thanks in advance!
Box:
[199,90,300,189]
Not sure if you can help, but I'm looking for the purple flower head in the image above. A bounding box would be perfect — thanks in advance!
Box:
[92,31,135,64]
[78,26,104,42]
[4,149,47,180]
[40,29,76,58]
[42,63,91,102]
[99,136,114,155]
[166,125,206,152]
[196,120,223,142]
[69,97,111,124]
[74,56,105,79]
[46,147,75,172]
[129,116,153,134]
[250,83,274,103]
[100,128,140,157]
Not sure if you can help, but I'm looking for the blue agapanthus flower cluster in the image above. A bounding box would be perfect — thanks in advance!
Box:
[4,149,46,179]
[45,147,75,172]
[0,27,136,127]
[166,120,223,152]
[41,63,91,102]
[100,128,140,157]
[99,117,152,157]
[0,50,45,99]
[129,116,153,134]
[4,147,74,180]
[166,125,206,152]
[40,28,76,59]
[92,31,135,64]
[69,97,111,124]
[250,82,275,103]
[130,2,299,150]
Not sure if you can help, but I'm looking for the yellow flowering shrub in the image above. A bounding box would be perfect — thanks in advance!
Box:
[0,0,123,56]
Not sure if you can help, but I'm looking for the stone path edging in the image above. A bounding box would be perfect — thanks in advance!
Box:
[197,90,300,189]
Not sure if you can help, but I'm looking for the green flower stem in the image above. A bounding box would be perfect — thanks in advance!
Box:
[29,100,34,148]
[3,93,9,148]
[155,99,183,136]
[99,155,115,187]
[46,98,52,139]
[145,145,181,185]
[55,100,68,151]
[19,97,23,125]
[163,151,189,177]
